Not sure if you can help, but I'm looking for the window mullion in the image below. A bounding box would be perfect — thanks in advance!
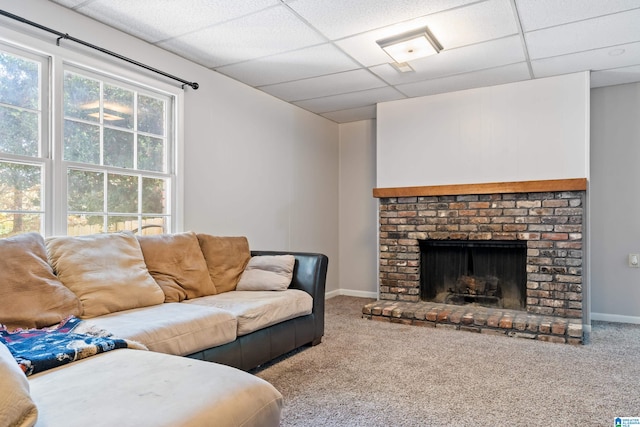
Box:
[103,171,108,231]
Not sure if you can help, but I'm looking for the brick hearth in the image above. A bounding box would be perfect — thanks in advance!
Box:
[362,300,583,344]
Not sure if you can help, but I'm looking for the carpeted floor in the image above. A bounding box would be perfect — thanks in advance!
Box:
[254,296,640,427]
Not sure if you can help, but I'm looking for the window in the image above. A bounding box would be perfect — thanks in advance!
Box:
[0,46,47,238]
[0,43,176,238]
[63,68,172,236]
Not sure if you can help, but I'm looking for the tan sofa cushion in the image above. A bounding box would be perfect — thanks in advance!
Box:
[0,233,81,330]
[236,255,295,291]
[29,349,282,427]
[46,232,164,318]
[197,235,250,294]
[137,231,216,302]
[84,303,237,356]
[0,342,38,427]
[184,290,313,336]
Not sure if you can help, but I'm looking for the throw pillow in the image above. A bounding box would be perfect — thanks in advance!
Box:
[137,231,216,302]
[0,233,81,330]
[45,232,164,318]
[236,255,295,291]
[0,342,38,427]
[196,235,250,294]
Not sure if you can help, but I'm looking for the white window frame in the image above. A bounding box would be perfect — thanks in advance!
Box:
[58,64,175,235]
[0,26,184,237]
[0,42,50,235]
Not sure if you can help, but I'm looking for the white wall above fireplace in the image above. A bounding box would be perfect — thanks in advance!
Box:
[376,72,590,188]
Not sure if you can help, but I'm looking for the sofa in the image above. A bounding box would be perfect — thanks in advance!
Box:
[0,231,328,427]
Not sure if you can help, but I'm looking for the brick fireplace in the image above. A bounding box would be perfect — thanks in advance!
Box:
[363,179,587,344]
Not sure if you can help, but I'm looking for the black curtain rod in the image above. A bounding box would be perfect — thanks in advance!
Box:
[0,9,199,90]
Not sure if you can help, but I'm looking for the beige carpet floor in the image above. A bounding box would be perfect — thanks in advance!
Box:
[254,296,640,427]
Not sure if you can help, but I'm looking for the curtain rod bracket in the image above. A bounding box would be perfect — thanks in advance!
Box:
[56,33,69,46]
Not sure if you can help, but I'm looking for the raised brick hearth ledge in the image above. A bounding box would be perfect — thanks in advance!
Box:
[362,300,583,344]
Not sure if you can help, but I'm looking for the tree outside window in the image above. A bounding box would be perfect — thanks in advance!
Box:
[0,50,44,238]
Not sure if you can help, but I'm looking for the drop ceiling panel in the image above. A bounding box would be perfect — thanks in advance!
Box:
[531,41,640,78]
[158,5,326,68]
[215,43,358,87]
[516,0,640,32]
[370,35,526,85]
[424,0,518,49]
[293,86,405,114]
[525,9,640,60]
[321,105,377,123]
[259,69,386,102]
[50,0,87,7]
[591,64,640,87]
[396,62,531,98]
[287,0,476,40]
[74,0,280,43]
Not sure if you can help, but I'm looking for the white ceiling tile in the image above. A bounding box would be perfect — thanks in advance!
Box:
[157,6,326,68]
[531,41,640,78]
[293,86,405,114]
[259,69,386,102]
[370,36,526,85]
[216,44,358,87]
[396,62,531,98]
[76,0,279,43]
[591,64,640,87]
[321,105,377,123]
[287,0,476,40]
[525,8,640,60]
[49,0,89,7]
[516,0,640,31]
[425,0,518,49]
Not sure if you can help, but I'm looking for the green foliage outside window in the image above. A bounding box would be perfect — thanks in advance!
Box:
[0,51,43,237]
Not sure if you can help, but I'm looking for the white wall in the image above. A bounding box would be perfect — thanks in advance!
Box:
[337,120,378,298]
[590,82,640,323]
[0,0,340,293]
[377,73,590,188]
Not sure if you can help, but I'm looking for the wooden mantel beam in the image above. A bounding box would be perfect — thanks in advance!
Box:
[372,178,587,198]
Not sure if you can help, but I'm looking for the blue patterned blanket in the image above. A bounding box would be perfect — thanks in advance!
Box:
[0,316,146,376]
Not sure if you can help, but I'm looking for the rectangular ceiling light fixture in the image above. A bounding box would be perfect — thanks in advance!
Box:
[376,27,442,63]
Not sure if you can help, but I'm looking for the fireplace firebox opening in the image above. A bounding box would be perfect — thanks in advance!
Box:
[419,240,527,310]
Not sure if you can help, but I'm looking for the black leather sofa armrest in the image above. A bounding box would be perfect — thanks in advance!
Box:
[250,250,328,343]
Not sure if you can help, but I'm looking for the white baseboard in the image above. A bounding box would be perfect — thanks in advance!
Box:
[325,289,378,300]
[324,289,341,299]
[591,312,640,325]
